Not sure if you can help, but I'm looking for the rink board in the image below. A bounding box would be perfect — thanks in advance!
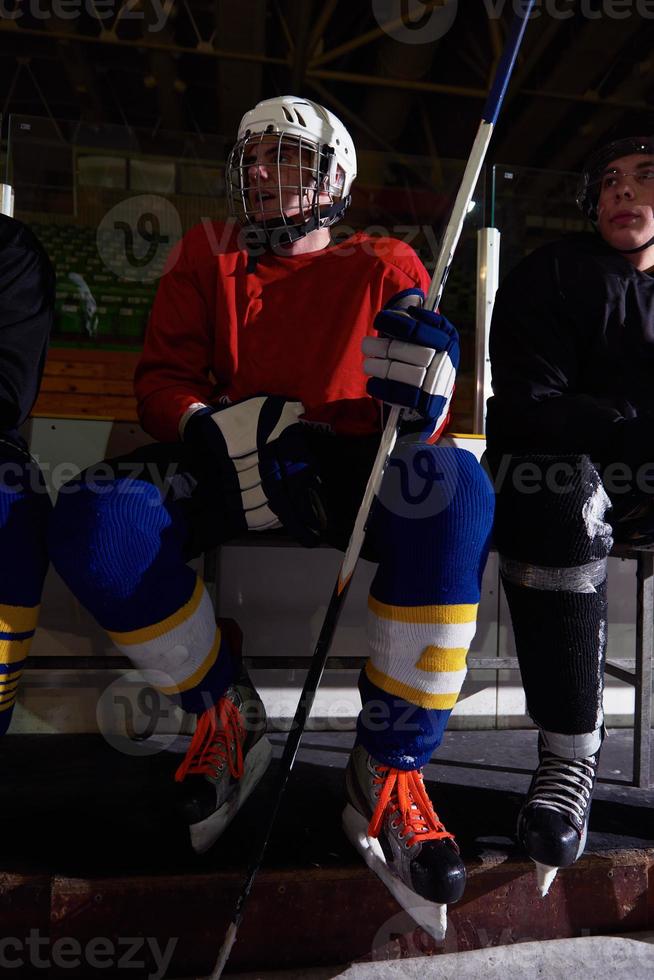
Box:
[11,417,645,736]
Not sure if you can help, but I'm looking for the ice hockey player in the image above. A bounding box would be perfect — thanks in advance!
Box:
[48,96,494,938]
[487,126,654,895]
[0,214,54,734]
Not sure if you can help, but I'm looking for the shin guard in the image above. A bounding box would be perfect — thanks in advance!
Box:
[494,454,612,734]
[0,450,50,733]
[50,477,236,714]
[358,444,495,768]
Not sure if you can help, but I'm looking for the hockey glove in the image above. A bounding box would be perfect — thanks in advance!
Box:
[183,396,326,547]
[362,288,459,441]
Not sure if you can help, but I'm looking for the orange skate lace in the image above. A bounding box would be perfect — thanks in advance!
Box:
[174,698,245,782]
[368,766,454,845]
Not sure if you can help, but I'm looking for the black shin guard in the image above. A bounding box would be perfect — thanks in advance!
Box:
[492,454,611,734]
[502,580,607,732]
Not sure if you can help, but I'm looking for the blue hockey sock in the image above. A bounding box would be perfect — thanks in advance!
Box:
[0,452,51,733]
[358,444,494,769]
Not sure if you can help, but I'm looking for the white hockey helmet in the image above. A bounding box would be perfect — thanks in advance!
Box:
[226,95,357,248]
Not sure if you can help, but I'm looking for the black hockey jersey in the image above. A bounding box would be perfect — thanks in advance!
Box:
[487,232,654,467]
[0,216,54,439]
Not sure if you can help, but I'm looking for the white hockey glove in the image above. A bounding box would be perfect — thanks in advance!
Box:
[363,288,459,441]
[183,396,325,546]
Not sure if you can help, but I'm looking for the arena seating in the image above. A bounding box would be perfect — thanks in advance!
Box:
[31,222,156,347]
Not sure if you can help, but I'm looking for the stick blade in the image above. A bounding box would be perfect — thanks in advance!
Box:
[206,920,238,980]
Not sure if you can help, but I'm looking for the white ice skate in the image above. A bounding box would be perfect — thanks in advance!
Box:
[518,736,599,896]
[174,670,272,854]
[343,744,465,941]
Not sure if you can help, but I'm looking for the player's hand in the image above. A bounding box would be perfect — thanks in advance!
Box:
[362,288,459,441]
[183,396,325,547]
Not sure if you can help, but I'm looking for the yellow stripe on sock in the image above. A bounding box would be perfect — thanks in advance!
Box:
[107,576,204,646]
[0,602,40,634]
[157,627,221,696]
[368,596,478,625]
[365,661,460,710]
[0,677,20,692]
[0,668,23,683]
[415,646,468,673]
[0,638,32,664]
[0,692,17,709]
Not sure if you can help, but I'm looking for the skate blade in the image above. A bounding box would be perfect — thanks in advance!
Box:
[534,860,558,897]
[342,803,448,942]
[190,736,273,855]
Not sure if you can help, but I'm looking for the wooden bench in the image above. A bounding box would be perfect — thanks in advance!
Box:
[33,347,140,421]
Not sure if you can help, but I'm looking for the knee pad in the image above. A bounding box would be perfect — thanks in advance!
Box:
[49,476,191,628]
[493,453,612,567]
[371,443,495,606]
[0,453,51,604]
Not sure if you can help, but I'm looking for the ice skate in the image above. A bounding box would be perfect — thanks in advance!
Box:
[174,666,271,855]
[518,735,600,896]
[342,744,465,941]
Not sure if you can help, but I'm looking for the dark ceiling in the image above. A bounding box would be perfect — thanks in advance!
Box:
[2,0,654,174]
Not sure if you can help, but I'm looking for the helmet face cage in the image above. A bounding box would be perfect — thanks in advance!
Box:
[226,129,345,238]
[576,135,654,220]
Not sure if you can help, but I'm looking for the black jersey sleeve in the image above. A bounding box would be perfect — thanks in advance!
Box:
[0,217,54,433]
[487,240,654,467]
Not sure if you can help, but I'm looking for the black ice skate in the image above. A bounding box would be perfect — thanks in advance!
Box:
[342,744,465,941]
[518,735,600,896]
[174,667,271,855]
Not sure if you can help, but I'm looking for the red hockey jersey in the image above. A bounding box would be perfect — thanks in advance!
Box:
[135,220,431,443]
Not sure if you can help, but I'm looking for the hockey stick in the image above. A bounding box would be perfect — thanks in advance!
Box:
[207,4,535,976]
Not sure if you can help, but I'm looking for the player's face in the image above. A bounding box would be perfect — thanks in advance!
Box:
[596,153,654,252]
[242,136,321,222]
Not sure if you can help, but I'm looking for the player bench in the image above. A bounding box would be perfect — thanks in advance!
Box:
[18,416,653,788]
[201,533,653,790]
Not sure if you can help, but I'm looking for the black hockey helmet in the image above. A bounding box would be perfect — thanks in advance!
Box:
[576,117,654,222]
